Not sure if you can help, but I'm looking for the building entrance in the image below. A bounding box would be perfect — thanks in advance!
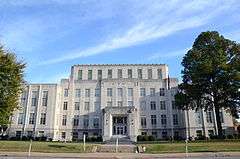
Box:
[112,116,127,135]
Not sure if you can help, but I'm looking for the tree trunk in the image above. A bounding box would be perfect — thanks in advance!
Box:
[214,106,223,138]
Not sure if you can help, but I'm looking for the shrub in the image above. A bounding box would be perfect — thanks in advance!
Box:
[148,135,155,141]
[227,135,234,139]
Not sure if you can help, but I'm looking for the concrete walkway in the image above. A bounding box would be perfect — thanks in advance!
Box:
[1,152,240,159]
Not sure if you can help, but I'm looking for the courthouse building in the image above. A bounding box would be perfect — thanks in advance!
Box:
[8,64,234,142]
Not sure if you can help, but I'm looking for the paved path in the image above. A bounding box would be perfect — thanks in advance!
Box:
[1,152,240,159]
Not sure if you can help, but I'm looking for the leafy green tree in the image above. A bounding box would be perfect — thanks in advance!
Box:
[175,31,240,138]
[0,45,25,131]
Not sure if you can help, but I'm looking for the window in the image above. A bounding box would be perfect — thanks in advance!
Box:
[75,102,80,110]
[20,92,27,106]
[117,69,122,78]
[172,101,177,109]
[83,115,89,128]
[150,101,156,110]
[160,88,165,96]
[78,70,82,80]
[31,91,38,106]
[73,115,79,126]
[93,118,99,128]
[42,91,48,106]
[140,101,146,110]
[219,110,224,123]
[107,101,112,107]
[128,101,133,107]
[128,88,133,97]
[196,130,202,137]
[63,102,68,110]
[84,102,90,111]
[162,131,168,139]
[40,113,46,125]
[88,70,92,80]
[95,88,100,97]
[150,88,155,96]
[72,132,78,140]
[62,115,67,126]
[29,113,35,124]
[97,70,102,80]
[151,115,157,126]
[64,89,68,97]
[16,131,22,138]
[39,131,45,137]
[208,130,214,136]
[128,69,132,78]
[138,69,142,79]
[85,89,90,97]
[196,111,202,124]
[27,131,33,138]
[161,114,167,125]
[18,113,24,125]
[107,88,113,97]
[140,88,146,96]
[160,101,166,110]
[148,69,152,79]
[117,88,123,97]
[94,102,100,111]
[62,132,66,139]
[141,117,147,128]
[206,111,213,123]
[157,69,162,79]
[173,114,178,125]
[108,69,112,79]
[75,89,81,98]
[118,101,123,107]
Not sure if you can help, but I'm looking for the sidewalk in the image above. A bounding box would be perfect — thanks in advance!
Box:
[1,152,240,158]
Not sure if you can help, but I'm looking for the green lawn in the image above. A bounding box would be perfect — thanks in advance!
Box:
[0,141,96,153]
[140,141,240,153]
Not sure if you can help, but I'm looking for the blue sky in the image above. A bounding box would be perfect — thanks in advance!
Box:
[0,0,240,83]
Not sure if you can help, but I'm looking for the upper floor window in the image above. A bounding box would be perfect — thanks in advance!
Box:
[75,89,81,98]
[138,69,142,79]
[141,117,147,128]
[118,101,123,107]
[151,115,157,126]
[83,115,89,128]
[63,102,68,110]
[140,88,146,96]
[42,91,48,106]
[85,89,90,97]
[97,70,102,80]
[157,69,162,79]
[160,101,166,110]
[93,118,99,128]
[195,110,202,124]
[107,88,113,97]
[118,69,122,78]
[62,115,67,126]
[94,102,100,111]
[173,114,178,125]
[18,113,24,125]
[117,88,123,97]
[95,88,100,97]
[150,101,156,110]
[108,69,112,79]
[29,113,35,124]
[128,88,133,97]
[161,114,167,125]
[107,101,112,107]
[73,115,79,126]
[219,110,224,123]
[31,91,38,106]
[140,101,146,110]
[160,88,165,96]
[78,70,82,80]
[128,69,132,78]
[75,102,80,110]
[88,70,92,80]
[150,88,155,96]
[40,113,46,125]
[206,111,213,123]
[84,102,90,111]
[148,69,152,79]
[128,101,133,107]
[64,89,68,97]
[21,91,27,106]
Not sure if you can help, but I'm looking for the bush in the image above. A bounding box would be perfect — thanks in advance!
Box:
[137,135,156,141]
[195,135,207,140]
[227,135,234,139]
[148,135,155,141]
[86,136,103,142]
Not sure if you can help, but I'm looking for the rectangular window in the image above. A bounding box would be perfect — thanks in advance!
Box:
[95,88,100,97]
[78,70,82,80]
[107,88,113,97]
[140,101,146,110]
[63,102,68,110]
[93,118,99,128]
[62,132,66,139]
[117,88,123,97]
[85,89,90,97]
[128,88,133,97]
[162,131,168,139]
[151,115,157,126]
[196,130,202,137]
[16,131,22,138]
[42,91,48,106]
[40,113,46,125]
[94,102,100,111]
[73,115,79,126]
[31,91,38,106]
[72,132,78,140]
[75,102,80,110]
[75,89,81,98]
[173,114,178,125]
[128,69,132,78]
[150,101,156,110]
[157,69,162,79]
[128,101,133,107]
[219,110,224,123]
[62,115,67,126]
[141,117,147,128]
[117,101,123,107]
[29,113,35,124]
[88,70,92,80]
[172,101,177,109]
[138,69,142,79]
[83,115,89,128]
[196,111,202,124]
[64,89,68,97]
[20,91,27,106]
[148,69,152,79]
[160,101,166,110]
[97,70,102,80]
[161,114,167,125]
[140,88,146,96]
[84,102,90,111]
[150,88,155,96]
[18,113,24,125]
[206,111,213,123]
[160,88,165,96]
[108,69,112,79]
[117,69,122,78]
[107,101,112,107]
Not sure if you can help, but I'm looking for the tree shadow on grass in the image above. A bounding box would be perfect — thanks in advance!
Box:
[48,145,66,148]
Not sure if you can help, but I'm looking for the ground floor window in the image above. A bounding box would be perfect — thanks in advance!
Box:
[72,132,78,140]
[196,130,203,137]
[62,132,66,139]
[16,131,22,138]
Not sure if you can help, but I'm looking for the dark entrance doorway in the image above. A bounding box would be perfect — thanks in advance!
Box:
[112,116,127,135]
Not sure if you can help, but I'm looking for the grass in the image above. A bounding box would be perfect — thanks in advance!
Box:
[139,140,240,153]
[0,141,97,153]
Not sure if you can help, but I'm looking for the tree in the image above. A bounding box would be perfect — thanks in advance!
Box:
[0,45,25,132]
[175,31,240,138]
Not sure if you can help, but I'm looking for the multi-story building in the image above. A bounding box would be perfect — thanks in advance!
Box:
[7,64,234,142]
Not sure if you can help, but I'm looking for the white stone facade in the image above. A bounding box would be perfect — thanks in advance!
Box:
[8,64,234,141]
